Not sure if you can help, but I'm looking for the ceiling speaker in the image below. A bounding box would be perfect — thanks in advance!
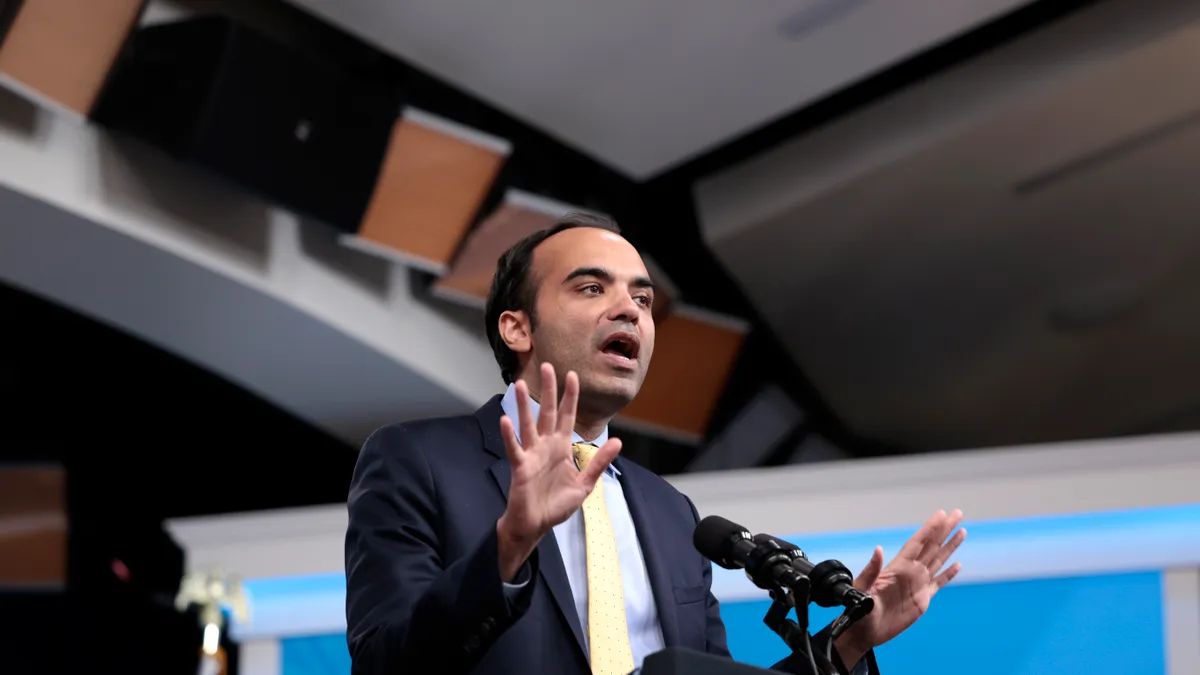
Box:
[615,306,750,444]
[0,464,66,590]
[337,106,512,274]
[92,15,401,234]
[0,0,144,116]
[429,189,579,309]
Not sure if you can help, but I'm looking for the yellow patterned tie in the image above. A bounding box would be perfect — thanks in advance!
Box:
[572,442,635,675]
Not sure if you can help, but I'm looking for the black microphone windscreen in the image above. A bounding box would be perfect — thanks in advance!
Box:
[752,533,807,560]
[692,515,750,567]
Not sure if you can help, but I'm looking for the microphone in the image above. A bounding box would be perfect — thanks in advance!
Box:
[752,533,875,621]
[693,515,809,594]
[752,533,807,565]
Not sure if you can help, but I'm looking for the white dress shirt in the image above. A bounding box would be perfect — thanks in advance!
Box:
[500,383,666,669]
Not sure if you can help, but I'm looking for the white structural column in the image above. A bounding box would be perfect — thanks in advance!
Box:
[239,639,282,675]
[1164,567,1200,675]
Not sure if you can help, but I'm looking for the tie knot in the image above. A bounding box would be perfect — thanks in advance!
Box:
[572,442,598,472]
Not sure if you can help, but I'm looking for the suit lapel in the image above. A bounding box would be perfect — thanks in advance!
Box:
[479,400,589,659]
[617,460,682,647]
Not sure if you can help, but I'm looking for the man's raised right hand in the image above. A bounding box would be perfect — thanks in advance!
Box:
[495,363,621,581]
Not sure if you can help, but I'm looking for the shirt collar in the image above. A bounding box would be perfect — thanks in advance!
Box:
[500,383,620,477]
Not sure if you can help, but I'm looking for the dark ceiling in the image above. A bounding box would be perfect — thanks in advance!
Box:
[0,0,1116,518]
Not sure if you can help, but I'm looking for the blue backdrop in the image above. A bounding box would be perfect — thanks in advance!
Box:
[279,571,1165,675]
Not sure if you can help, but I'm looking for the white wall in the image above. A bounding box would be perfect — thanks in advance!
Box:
[670,430,1200,538]
[240,640,282,675]
[163,429,1200,673]
[165,431,1200,639]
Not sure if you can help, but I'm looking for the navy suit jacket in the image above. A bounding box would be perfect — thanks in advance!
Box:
[344,396,877,675]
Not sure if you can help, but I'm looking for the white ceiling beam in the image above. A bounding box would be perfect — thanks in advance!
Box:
[0,88,501,446]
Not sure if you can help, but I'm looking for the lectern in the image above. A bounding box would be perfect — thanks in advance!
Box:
[641,647,780,675]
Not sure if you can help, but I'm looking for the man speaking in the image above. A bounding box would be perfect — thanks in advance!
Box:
[344,214,966,675]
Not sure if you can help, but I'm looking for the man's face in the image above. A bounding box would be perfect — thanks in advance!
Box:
[519,227,656,412]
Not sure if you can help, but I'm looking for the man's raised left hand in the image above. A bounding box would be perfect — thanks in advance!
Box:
[834,509,967,666]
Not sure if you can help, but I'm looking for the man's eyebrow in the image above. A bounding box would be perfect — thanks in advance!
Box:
[563,267,614,284]
[562,267,656,292]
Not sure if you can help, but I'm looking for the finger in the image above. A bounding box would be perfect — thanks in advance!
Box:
[499,415,524,463]
[933,561,962,590]
[854,546,885,592]
[537,362,558,436]
[928,527,967,573]
[557,371,580,436]
[918,509,963,567]
[580,437,622,486]
[514,379,538,445]
[896,510,946,561]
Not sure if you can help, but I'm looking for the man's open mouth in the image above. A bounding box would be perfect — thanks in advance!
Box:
[600,332,640,361]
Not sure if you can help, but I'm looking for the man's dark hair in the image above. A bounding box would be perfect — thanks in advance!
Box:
[484,212,622,384]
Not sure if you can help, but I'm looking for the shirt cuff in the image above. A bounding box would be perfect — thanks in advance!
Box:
[502,559,533,597]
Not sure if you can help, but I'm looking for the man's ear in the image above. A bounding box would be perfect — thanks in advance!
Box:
[498,310,532,355]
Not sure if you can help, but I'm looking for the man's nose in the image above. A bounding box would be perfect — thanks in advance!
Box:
[607,293,642,323]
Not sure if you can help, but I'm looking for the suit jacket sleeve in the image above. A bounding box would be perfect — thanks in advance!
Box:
[772,627,880,675]
[344,424,538,675]
[684,498,881,675]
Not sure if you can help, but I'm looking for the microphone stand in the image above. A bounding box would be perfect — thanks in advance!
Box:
[761,575,820,675]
